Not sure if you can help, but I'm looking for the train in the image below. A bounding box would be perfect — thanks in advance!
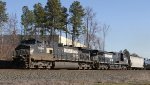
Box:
[12,38,149,70]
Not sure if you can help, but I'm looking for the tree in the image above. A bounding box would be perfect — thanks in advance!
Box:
[84,7,102,49]
[3,14,19,60]
[69,1,85,46]
[88,22,101,49]
[123,49,130,58]
[34,3,46,40]
[5,14,18,37]
[102,24,109,51]
[84,7,95,48]
[123,49,131,66]
[21,6,35,39]
[45,0,63,40]
[0,1,8,55]
[131,53,140,57]
[0,1,8,29]
[60,6,68,44]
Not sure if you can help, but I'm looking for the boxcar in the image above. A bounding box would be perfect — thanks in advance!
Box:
[130,55,144,69]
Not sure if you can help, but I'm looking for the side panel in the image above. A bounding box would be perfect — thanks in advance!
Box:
[31,53,54,61]
[54,62,79,69]
[64,48,78,54]
[104,54,113,58]
[104,53,113,64]
[53,47,79,61]
[130,56,144,68]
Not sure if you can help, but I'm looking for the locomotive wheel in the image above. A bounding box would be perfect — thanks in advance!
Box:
[78,66,83,70]
[50,62,55,69]
[79,65,84,70]
[122,66,127,70]
[47,65,51,70]
[78,63,83,70]
[34,65,38,69]
[42,66,45,69]
[105,65,108,70]
[85,64,91,70]
[25,62,29,69]
[102,67,105,70]
[86,67,89,70]
[94,63,99,70]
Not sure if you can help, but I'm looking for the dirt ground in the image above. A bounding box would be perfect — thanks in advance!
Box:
[0,69,149,85]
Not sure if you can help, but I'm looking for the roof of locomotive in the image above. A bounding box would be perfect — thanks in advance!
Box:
[15,39,42,50]
[20,39,42,45]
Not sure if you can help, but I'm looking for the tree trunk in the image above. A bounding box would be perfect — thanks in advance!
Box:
[86,18,89,48]
[59,30,62,44]
[66,24,68,46]
[72,27,75,47]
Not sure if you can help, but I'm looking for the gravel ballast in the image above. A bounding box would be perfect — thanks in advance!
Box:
[0,69,149,85]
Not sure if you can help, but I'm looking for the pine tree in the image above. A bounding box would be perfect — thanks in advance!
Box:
[45,0,62,34]
[123,49,131,66]
[69,1,85,46]
[59,6,68,44]
[34,3,46,39]
[60,7,68,31]
[21,6,35,39]
[0,1,8,55]
[0,1,8,26]
[0,1,8,34]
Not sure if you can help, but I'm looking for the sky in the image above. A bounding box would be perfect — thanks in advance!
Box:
[3,0,150,58]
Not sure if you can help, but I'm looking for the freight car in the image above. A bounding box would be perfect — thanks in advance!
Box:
[12,39,145,70]
[129,55,144,70]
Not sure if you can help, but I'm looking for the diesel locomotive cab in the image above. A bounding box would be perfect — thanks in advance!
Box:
[89,50,101,69]
[13,39,54,69]
[13,44,30,68]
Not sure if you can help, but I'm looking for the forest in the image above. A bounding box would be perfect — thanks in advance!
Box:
[0,0,109,60]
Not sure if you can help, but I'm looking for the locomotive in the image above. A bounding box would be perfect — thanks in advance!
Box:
[13,39,93,69]
[13,39,55,69]
[12,39,145,70]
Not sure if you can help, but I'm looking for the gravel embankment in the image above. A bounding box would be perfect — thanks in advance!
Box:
[0,69,149,85]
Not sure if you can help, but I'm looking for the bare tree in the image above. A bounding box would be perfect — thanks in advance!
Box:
[95,37,103,50]
[1,14,19,60]
[5,14,18,41]
[102,24,109,51]
[84,7,102,49]
[84,7,95,48]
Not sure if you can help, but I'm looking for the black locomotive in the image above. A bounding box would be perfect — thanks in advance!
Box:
[12,39,145,70]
